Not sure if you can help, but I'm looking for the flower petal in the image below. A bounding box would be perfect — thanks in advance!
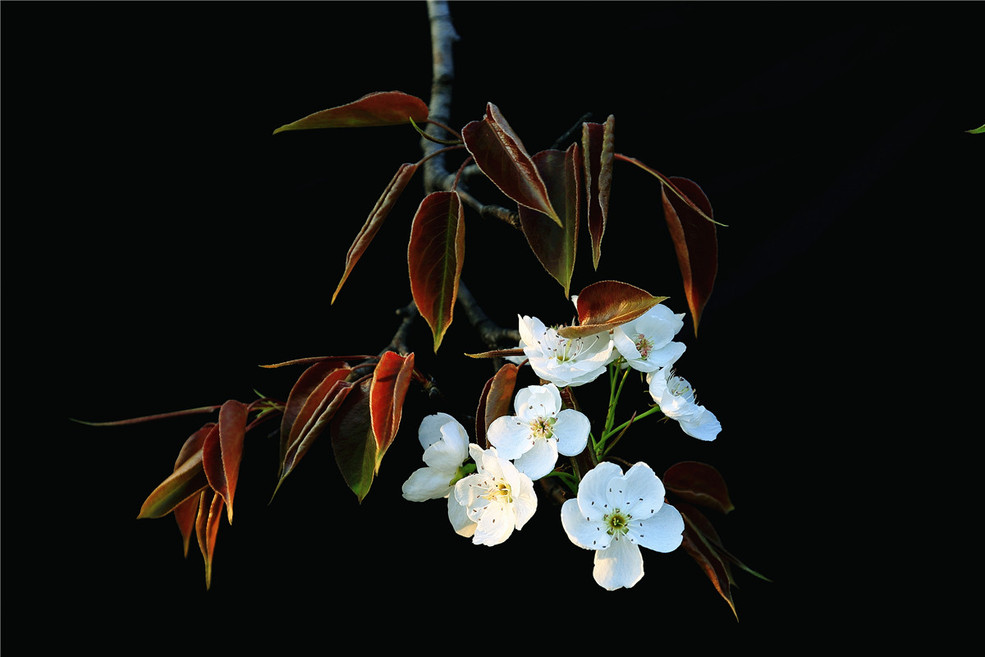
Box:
[417,412,457,450]
[576,461,624,519]
[593,535,644,590]
[513,437,558,480]
[553,408,590,456]
[486,415,533,460]
[679,407,722,441]
[473,502,515,546]
[401,466,454,502]
[561,498,612,551]
[632,502,685,553]
[448,494,476,537]
[614,462,665,520]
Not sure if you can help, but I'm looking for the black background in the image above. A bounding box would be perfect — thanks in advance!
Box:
[3,0,979,649]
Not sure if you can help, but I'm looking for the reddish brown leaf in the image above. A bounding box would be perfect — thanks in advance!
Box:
[558,280,667,338]
[518,144,581,298]
[273,90,429,133]
[259,355,373,369]
[332,163,420,304]
[195,490,225,590]
[475,362,519,448]
[330,377,377,502]
[664,461,734,514]
[408,190,465,351]
[582,116,614,269]
[201,400,248,524]
[679,504,738,620]
[662,177,718,335]
[172,424,215,555]
[462,103,561,225]
[277,358,362,469]
[275,367,356,496]
[369,351,415,466]
[137,428,213,520]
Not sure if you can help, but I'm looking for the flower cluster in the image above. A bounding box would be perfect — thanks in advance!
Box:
[402,300,721,590]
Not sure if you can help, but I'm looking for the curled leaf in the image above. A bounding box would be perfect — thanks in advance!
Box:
[137,430,212,520]
[475,362,519,447]
[195,490,225,590]
[369,351,415,467]
[408,191,465,351]
[662,177,718,335]
[582,116,614,269]
[273,365,356,498]
[462,103,561,225]
[558,280,667,338]
[332,163,419,303]
[273,90,429,133]
[201,400,248,524]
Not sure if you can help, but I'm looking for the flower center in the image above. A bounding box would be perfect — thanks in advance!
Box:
[483,481,513,504]
[668,375,696,404]
[634,333,654,360]
[603,508,631,536]
[528,416,556,440]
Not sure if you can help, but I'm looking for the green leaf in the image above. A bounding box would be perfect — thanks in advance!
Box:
[582,116,614,269]
[330,378,377,502]
[518,144,581,298]
[558,280,667,338]
[368,351,415,469]
[462,103,561,225]
[662,177,718,335]
[332,163,420,304]
[663,461,734,514]
[273,90,429,133]
[967,124,985,134]
[408,191,465,351]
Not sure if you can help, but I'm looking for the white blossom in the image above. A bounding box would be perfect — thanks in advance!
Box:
[453,444,537,546]
[647,368,721,441]
[486,383,590,480]
[401,412,470,502]
[517,314,614,387]
[561,461,684,590]
[611,304,687,372]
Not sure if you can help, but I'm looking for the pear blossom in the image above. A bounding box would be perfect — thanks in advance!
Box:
[486,383,591,480]
[647,368,722,441]
[401,413,471,502]
[611,304,687,373]
[453,444,537,546]
[561,461,684,590]
[517,314,614,387]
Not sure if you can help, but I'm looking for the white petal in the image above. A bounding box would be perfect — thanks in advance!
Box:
[417,412,458,450]
[422,423,469,470]
[513,437,558,480]
[680,407,722,441]
[401,466,454,502]
[561,498,612,551]
[486,415,534,460]
[576,461,624,519]
[515,383,561,420]
[512,478,538,530]
[448,493,476,537]
[553,409,590,456]
[473,502,515,546]
[593,535,644,590]
[615,462,665,520]
[632,502,684,553]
